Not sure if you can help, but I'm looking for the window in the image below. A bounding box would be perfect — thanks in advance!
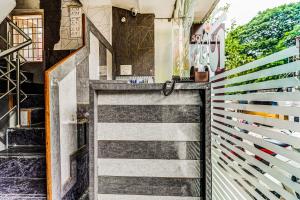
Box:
[12,14,43,62]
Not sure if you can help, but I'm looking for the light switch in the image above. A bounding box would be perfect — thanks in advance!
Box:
[120,65,132,75]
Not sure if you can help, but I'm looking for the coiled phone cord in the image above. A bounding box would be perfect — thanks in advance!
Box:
[162,80,176,96]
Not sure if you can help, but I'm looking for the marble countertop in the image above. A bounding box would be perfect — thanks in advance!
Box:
[90,80,209,91]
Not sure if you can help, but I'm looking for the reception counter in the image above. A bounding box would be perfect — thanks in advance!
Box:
[88,81,210,200]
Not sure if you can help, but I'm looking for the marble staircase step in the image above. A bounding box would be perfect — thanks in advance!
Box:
[0,156,45,178]
[7,128,45,146]
[0,146,45,178]
[0,178,46,195]
[0,194,46,200]
[0,147,46,196]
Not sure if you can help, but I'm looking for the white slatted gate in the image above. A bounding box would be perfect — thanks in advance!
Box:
[210,45,300,200]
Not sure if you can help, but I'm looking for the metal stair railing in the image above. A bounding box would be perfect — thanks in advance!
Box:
[0,17,32,127]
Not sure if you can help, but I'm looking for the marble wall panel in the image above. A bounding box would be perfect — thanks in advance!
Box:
[98,176,201,197]
[97,105,201,123]
[62,147,89,200]
[112,7,155,76]
[98,141,202,160]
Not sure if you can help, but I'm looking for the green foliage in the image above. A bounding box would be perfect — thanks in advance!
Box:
[225,2,300,69]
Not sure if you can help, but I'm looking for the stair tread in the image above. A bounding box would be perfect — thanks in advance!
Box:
[0,147,45,157]
[0,194,46,200]
[8,127,45,131]
[21,107,44,110]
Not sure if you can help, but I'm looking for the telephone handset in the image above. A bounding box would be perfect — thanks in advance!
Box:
[162,68,195,96]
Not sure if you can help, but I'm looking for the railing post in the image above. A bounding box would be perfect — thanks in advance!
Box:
[6,24,11,93]
[16,54,21,127]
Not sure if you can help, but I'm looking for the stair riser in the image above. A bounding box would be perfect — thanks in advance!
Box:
[0,96,9,118]
[0,63,34,83]
[20,95,44,108]
[0,178,46,195]
[0,71,34,83]
[21,83,44,95]
[6,94,44,109]
[0,81,44,95]
[7,128,45,146]
[0,157,45,178]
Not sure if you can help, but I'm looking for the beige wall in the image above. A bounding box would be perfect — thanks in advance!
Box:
[89,32,100,80]
[83,5,113,80]
[154,19,173,83]
[16,0,39,9]
[84,5,112,44]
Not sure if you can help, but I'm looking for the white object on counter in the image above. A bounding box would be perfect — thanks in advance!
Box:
[120,65,132,75]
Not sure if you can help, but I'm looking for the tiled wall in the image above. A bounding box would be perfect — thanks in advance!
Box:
[54,0,83,50]
[112,7,155,76]
[94,90,204,200]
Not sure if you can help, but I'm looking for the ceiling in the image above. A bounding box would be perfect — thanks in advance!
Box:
[194,0,218,22]
[84,0,218,20]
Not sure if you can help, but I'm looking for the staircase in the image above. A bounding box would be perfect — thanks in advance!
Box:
[0,16,47,199]
[0,62,46,199]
